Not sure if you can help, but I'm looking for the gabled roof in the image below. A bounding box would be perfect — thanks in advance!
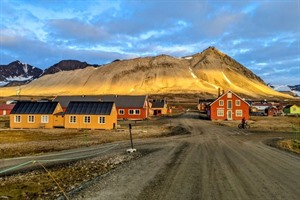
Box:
[53,95,101,108]
[65,101,114,115]
[209,90,250,107]
[284,104,299,109]
[99,95,147,108]
[54,95,147,108]
[11,102,59,114]
[151,100,165,108]
[0,104,15,110]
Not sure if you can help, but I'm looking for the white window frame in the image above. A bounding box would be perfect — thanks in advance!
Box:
[14,115,21,123]
[28,115,35,123]
[236,100,241,106]
[236,110,243,117]
[129,109,140,115]
[41,115,49,123]
[69,115,77,123]
[98,116,106,124]
[217,109,224,116]
[119,109,125,115]
[84,116,91,124]
[219,100,224,106]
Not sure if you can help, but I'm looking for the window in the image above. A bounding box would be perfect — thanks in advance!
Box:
[84,116,91,124]
[129,109,140,115]
[119,109,125,115]
[217,109,224,116]
[227,92,232,98]
[14,115,21,123]
[41,115,49,123]
[28,115,35,123]
[99,116,105,124]
[3,110,6,115]
[236,100,241,106]
[227,100,232,109]
[236,110,243,117]
[69,116,77,123]
[219,100,224,106]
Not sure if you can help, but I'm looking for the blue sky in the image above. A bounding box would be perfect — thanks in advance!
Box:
[0,0,299,85]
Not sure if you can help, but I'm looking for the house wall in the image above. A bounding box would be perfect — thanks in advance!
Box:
[10,114,55,129]
[209,93,250,121]
[117,107,148,120]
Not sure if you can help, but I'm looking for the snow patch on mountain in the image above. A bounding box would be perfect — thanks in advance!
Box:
[6,75,33,81]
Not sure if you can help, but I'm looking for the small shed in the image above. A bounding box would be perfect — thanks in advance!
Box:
[64,101,117,130]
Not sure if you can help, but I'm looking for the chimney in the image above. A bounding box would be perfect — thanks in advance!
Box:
[222,89,225,95]
[218,88,221,97]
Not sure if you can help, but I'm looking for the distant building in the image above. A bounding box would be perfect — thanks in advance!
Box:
[283,104,300,115]
[0,104,15,116]
[10,101,63,129]
[149,99,168,116]
[208,90,250,120]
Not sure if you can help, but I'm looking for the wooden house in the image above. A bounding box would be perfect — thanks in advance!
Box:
[284,104,300,115]
[10,101,63,129]
[0,104,15,116]
[150,100,168,116]
[99,95,149,120]
[208,91,250,120]
[64,101,117,130]
[197,99,213,113]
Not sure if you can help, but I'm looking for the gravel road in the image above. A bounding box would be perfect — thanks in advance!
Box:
[74,112,300,200]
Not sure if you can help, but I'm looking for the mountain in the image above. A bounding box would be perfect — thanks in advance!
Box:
[0,47,294,98]
[42,60,98,76]
[269,84,300,97]
[0,61,43,86]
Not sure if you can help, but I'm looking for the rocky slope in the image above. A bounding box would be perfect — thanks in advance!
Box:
[0,61,42,86]
[42,60,98,76]
[0,47,293,98]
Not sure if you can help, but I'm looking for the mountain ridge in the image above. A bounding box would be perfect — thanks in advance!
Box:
[0,47,295,99]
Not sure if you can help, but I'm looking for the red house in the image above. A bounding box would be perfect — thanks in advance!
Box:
[208,91,250,120]
[100,95,149,120]
[0,104,15,116]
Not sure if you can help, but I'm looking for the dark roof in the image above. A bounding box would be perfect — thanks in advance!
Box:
[53,95,101,108]
[54,95,147,108]
[99,95,147,108]
[151,100,165,108]
[65,101,114,115]
[10,102,59,114]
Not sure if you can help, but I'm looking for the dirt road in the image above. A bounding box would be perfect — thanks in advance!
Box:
[74,112,300,200]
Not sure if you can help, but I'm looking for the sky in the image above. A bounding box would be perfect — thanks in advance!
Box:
[0,0,299,86]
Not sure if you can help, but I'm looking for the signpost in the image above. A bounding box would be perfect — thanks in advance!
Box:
[127,123,136,153]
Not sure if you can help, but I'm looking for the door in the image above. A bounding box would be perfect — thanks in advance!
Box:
[227,110,232,120]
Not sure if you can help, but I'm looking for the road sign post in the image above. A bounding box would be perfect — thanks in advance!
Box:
[127,123,136,153]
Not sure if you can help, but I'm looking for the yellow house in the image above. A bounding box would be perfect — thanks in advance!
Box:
[284,104,300,115]
[10,101,63,129]
[64,101,117,130]
[149,100,168,116]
